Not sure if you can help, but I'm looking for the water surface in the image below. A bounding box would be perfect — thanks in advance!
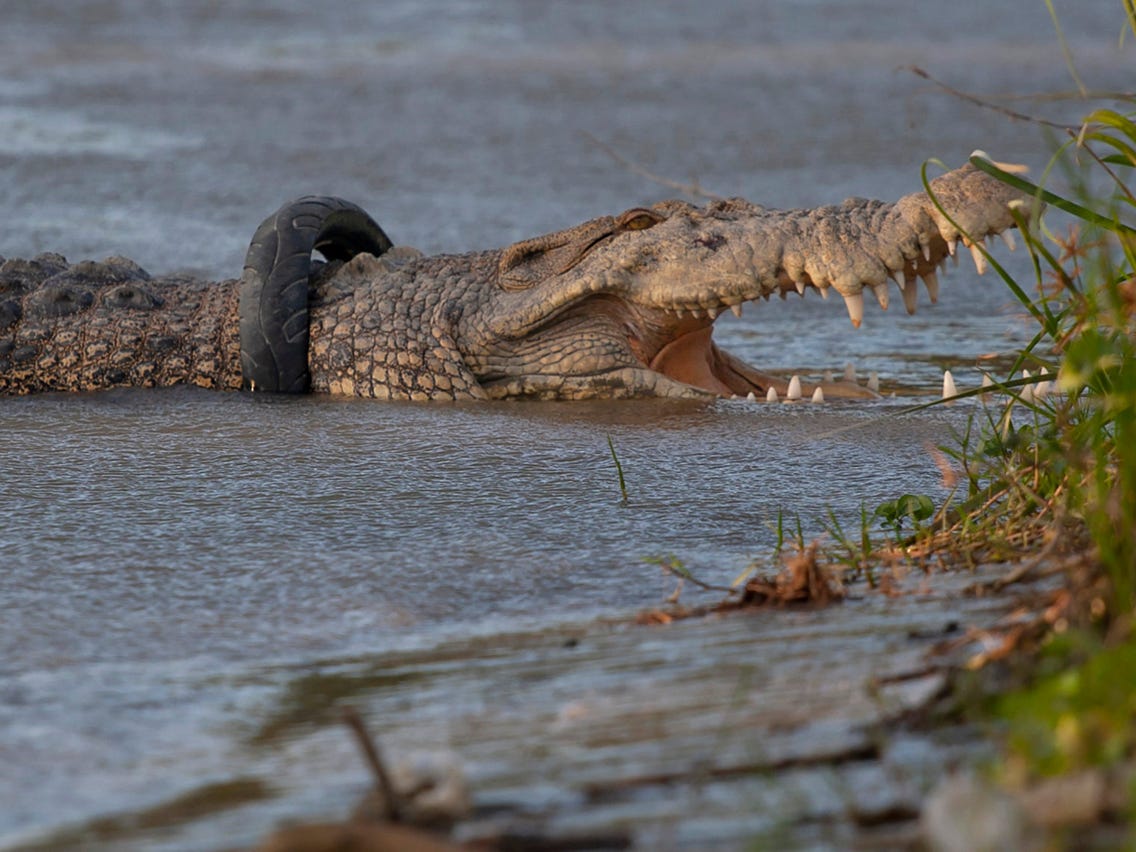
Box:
[0,1,1129,847]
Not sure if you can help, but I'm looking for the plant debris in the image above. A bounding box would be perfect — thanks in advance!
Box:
[724,542,844,609]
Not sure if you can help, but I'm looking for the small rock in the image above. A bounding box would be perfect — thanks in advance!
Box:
[921,771,1040,852]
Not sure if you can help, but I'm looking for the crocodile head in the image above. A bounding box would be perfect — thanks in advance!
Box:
[457,161,1029,400]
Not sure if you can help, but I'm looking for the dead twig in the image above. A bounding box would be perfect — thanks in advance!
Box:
[341,706,402,823]
[906,66,1078,132]
[581,131,725,200]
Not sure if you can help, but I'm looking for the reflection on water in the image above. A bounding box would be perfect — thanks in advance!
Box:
[0,0,1129,846]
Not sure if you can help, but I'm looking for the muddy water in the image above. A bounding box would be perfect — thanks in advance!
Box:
[0,1,1130,849]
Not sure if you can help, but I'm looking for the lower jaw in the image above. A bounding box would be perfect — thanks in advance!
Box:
[482,369,715,401]
[648,327,781,396]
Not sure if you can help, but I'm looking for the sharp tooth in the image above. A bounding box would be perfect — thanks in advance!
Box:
[981,373,994,389]
[969,243,988,275]
[674,307,686,318]
[786,375,802,400]
[947,238,957,257]
[902,273,919,314]
[870,282,889,310]
[794,279,807,296]
[922,242,932,263]
[746,391,757,401]
[818,284,830,300]
[707,306,720,319]
[731,303,744,318]
[942,369,957,399]
[843,292,864,328]
[868,371,880,393]
[765,386,778,402]
[843,362,857,383]
[811,387,824,403]
[1001,230,1017,251]
[691,308,704,318]
[921,269,940,303]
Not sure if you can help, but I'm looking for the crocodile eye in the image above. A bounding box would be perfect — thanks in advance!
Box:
[616,208,664,232]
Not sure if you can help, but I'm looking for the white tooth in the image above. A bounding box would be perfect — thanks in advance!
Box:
[981,373,994,388]
[969,243,988,275]
[871,282,889,310]
[921,269,940,303]
[843,362,857,383]
[766,386,778,403]
[1021,382,1035,403]
[843,292,864,328]
[1035,380,1050,399]
[707,306,720,319]
[902,272,919,314]
[1001,230,1017,251]
[786,375,802,400]
[818,285,830,300]
[1022,369,1032,379]
[811,387,825,403]
[922,242,932,263]
[868,371,880,393]
[794,279,807,296]
[675,307,686,318]
[823,370,834,383]
[942,369,957,399]
[691,308,704,318]
[947,238,958,257]
[731,303,744,318]
[746,391,757,401]
[1040,366,1050,376]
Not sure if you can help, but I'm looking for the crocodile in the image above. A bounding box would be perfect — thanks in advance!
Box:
[0,158,1028,401]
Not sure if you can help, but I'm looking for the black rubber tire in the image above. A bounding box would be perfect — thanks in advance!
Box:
[239,196,394,393]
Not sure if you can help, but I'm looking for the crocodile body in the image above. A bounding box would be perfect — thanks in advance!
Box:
[0,161,1028,400]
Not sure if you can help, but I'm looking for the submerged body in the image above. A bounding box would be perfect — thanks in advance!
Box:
[0,160,1027,400]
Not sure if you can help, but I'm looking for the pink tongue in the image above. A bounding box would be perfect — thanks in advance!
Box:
[648,326,732,395]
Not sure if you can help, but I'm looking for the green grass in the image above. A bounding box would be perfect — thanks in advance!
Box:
[607,434,630,505]
[899,11,1136,819]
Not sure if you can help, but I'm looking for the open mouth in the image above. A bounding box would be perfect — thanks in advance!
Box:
[484,293,877,400]
[622,303,790,397]
[634,321,779,396]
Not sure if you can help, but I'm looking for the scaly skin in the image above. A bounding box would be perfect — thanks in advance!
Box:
[0,254,242,393]
[0,161,1030,400]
